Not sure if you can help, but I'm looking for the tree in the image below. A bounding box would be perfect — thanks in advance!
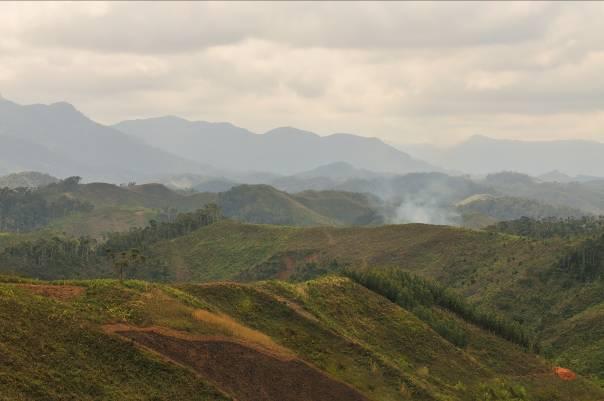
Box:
[106,248,146,282]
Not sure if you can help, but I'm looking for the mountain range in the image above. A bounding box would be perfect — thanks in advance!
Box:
[0,98,435,181]
[0,98,205,182]
[113,116,434,175]
[4,97,604,181]
[400,135,604,177]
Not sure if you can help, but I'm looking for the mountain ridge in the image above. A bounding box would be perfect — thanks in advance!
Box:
[114,116,436,175]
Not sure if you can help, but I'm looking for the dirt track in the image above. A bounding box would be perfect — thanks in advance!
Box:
[112,327,369,401]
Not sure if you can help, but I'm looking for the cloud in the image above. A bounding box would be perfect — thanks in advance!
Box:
[19,2,555,53]
[0,2,604,145]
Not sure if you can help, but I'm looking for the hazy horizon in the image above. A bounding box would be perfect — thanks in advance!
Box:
[1,2,604,145]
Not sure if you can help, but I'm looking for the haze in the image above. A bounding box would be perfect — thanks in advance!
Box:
[2,1,604,145]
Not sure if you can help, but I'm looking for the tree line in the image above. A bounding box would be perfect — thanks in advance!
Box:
[0,177,93,232]
[103,204,221,253]
[558,234,604,282]
[345,268,537,351]
[487,216,604,239]
[0,205,222,281]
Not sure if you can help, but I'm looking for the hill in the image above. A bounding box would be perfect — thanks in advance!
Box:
[0,98,206,182]
[483,172,604,214]
[1,180,387,238]
[127,221,604,382]
[217,185,336,226]
[114,117,435,175]
[0,276,600,401]
[456,194,585,224]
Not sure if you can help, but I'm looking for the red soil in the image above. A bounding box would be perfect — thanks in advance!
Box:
[108,325,369,401]
[554,367,577,381]
[15,284,84,301]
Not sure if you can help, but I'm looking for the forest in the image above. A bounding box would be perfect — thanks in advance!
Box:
[345,268,537,351]
[488,215,604,239]
[0,204,221,280]
[0,185,93,232]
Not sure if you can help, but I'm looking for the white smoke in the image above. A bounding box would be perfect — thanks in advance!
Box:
[392,196,461,225]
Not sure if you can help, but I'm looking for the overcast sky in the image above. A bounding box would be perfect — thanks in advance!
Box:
[1,1,603,145]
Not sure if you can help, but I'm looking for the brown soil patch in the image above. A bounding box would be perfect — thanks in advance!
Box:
[554,367,577,381]
[108,325,369,401]
[277,255,297,280]
[15,284,84,301]
[191,309,295,358]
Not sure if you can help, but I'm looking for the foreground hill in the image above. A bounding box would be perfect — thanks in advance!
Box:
[0,276,599,401]
[114,117,435,175]
[125,221,600,383]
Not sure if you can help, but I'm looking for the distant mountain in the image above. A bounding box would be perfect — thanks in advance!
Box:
[0,171,59,188]
[400,135,604,176]
[114,117,436,175]
[0,98,207,181]
[293,162,383,180]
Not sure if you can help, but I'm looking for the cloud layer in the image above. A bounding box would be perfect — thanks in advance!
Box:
[1,1,603,144]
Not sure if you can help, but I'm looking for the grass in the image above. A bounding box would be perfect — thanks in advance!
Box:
[0,282,230,401]
[140,220,604,381]
[0,276,601,400]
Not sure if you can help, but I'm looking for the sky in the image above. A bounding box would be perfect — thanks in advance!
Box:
[1,1,603,145]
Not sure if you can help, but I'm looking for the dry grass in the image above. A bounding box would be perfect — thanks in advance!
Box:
[192,309,295,358]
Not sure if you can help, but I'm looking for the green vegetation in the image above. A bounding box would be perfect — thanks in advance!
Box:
[457,195,584,224]
[345,268,535,350]
[218,184,337,226]
[0,205,222,281]
[0,280,230,401]
[0,185,93,232]
[0,274,602,400]
[489,215,604,239]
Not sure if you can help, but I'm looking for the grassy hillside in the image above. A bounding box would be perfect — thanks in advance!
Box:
[141,221,604,382]
[292,190,384,225]
[217,185,337,226]
[0,276,600,401]
[19,181,386,237]
[2,216,603,384]
[0,279,230,401]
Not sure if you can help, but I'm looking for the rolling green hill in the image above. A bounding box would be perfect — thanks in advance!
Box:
[136,221,604,383]
[457,194,585,226]
[5,180,386,238]
[2,213,603,385]
[0,276,600,401]
[217,185,337,226]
